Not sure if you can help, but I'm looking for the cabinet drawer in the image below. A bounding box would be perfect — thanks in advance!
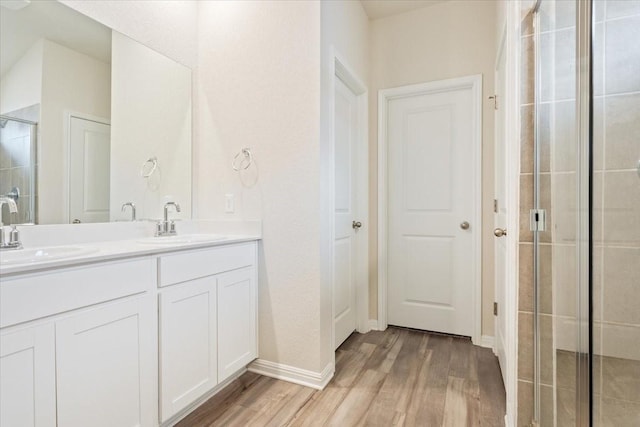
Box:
[158,242,256,287]
[0,258,155,328]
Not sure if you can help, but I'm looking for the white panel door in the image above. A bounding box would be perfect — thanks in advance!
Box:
[334,77,359,349]
[69,117,111,224]
[217,267,257,382]
[387,85,475,336]
[159,277,217,422]
[56,296,155,427]
[494,39,508,381]
[0,324,56,427]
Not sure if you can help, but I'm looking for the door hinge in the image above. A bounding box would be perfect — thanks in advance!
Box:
[493,302,498,316]
[488,95,498,110]
[529,209,547,232]
[493,199,498,213]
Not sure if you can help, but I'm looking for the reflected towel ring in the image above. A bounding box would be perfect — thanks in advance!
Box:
[232,148,252,171]
[141,157,158,178]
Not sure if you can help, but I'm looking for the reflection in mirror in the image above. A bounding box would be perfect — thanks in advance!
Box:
[0,0,192,225]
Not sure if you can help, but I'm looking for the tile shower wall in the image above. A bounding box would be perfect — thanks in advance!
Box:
[0,104,38,224]
[592,1,640,425]
[518,1,640,426]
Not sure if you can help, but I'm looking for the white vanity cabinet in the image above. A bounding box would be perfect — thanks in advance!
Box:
[217,266,257,382]
[0,238,259,427]
[0,258,157,427]
[56,295,156,427]
[158,241,258,423]
[0,324,56,427]
[159,277,218,422]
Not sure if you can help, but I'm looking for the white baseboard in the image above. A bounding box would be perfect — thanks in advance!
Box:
[248,359,334,390]
[368,319,379,331]
[505,412,514,427]
[480,335,495,352]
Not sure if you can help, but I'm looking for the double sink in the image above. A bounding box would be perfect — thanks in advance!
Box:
[0,234,226,266]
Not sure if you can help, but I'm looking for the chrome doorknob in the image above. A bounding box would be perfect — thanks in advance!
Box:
[460,221,470,230]
[494,228,507,237]
[352,221,362,229]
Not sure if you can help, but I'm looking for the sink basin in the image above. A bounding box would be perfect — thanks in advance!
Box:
[0,246,98,265]
[136,234,226,245]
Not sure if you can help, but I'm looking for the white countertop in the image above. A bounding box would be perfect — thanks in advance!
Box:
[0,234,261,276]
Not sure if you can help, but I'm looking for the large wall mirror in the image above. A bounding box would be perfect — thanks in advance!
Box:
[0,0,192,225]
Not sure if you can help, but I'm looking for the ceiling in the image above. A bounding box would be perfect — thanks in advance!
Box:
[0,0,111,76]
[360,0,450,20]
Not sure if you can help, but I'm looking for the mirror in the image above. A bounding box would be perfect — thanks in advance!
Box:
[0,0,192,225]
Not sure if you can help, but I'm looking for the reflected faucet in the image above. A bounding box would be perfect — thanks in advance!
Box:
[121,202,136,221]
[0,197,22,250]
[156,202,181,237]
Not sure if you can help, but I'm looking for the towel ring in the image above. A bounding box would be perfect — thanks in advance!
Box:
[141,157,158,178]
[232,148,252,171]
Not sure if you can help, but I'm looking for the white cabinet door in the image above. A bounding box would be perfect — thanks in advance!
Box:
[0,324,56,427]
[55,295,156,427]
[218,267,257,382]
[159,277,217,422]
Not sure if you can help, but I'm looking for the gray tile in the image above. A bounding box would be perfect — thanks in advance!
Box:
[553,243,577,318]
[518,312,534,381]
[548,100,577,173]
[594,23,605,97]
[593,97,605,171]
[557,386,576,426]
[539,0,576,32]
[540,28,576,103]
[606,0,640,20]
[557,350,577,390]
[539,383,554,426]
[602,247,640,325]
[601,356,640,402]
[605,15,640,95]
[520,105,534,174]
[551,172,576,244]
[517,380,533,426]
[604,93,640,170]
[521,35,534,105]
[518,243,534,312]
[599,396,640,426]
[602,171,640,247]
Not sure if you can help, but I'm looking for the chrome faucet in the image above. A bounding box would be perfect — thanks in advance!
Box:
[0,197,22,250]
[156,202,181,236]
[121,202,136,221]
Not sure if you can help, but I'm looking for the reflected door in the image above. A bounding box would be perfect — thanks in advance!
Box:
[387,81,476,337]
[69,117,110,223]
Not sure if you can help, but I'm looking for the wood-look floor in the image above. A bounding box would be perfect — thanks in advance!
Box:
[177,327,506,427]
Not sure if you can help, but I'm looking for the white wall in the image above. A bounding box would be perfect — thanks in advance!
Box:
[0,40,43,115]
[59,0,198,68]
[195,1,325,373]
[39,39,111,224]
[369,1,499,335]
[320,0,370,360]
[110,31,192,221]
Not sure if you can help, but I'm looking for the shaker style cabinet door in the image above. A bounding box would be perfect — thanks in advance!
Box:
[0,324,56,427]
[159,276,218,422]
[55,295,156,427]
[217,267,257,382]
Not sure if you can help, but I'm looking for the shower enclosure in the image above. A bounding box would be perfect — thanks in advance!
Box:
[0,114,37,224]
[523,0,640,425]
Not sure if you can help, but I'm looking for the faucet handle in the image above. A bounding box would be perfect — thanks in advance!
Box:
[9,225,20,245]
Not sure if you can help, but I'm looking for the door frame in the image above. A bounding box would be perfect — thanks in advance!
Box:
[329,48,370,351]
[63,111,110,223]
[377,75,483,345]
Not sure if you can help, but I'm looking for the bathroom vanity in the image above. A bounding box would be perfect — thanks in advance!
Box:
[0,229,259,427]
